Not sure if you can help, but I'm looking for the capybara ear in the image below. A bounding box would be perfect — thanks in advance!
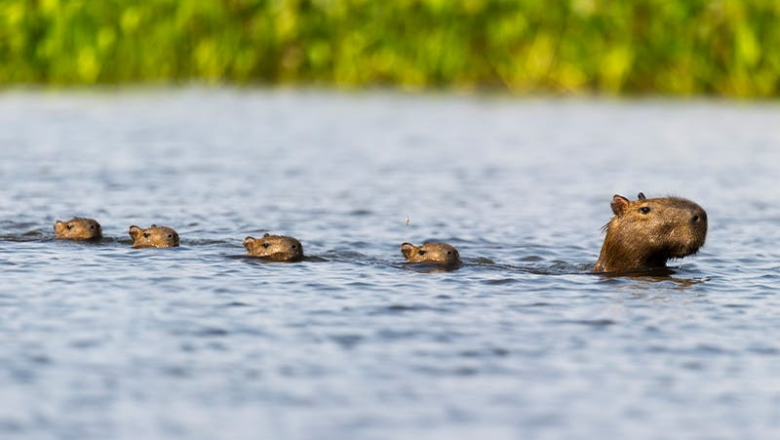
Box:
[243,236,256,251]
[263,233,270,238]
[611,195,630,216]
[637,192,646,200]
[401,242,416,259]
[54,220,65,233]
[129,225,142,240]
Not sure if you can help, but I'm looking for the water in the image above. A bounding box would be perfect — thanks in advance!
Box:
[1,88,780,440]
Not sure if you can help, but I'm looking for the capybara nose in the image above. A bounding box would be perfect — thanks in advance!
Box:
[691,208,707,224]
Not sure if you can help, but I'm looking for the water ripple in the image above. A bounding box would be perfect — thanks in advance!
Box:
[1,90,778,440]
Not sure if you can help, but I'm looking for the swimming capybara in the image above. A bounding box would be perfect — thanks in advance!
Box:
[593,192,707,273]
[129,224,180,248]
[54,217,102,240]
[401,242,461,267]
[244,234,304,262]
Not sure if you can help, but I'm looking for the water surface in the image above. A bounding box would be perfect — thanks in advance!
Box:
[1,89,780,440]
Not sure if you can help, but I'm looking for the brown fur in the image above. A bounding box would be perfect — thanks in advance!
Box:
[244,234,304,262]
[401,242,461,267]
[129,224,180,248]
[593,193,707,273]
[54,217,102,240]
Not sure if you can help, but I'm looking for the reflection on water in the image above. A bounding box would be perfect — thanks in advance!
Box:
[1,88,780,440]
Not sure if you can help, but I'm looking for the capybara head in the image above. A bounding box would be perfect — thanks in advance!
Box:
[593,192,707,273]
[54,217,102,240]
[401,242,461,267]
[129,224,180,248]
[244,234,304,262]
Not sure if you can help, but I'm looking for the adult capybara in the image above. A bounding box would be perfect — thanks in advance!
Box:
[593,192,707,273]
[401,242,461,267]
[54,217,102,240]
[129,224,180,248]
[244,234,304,262]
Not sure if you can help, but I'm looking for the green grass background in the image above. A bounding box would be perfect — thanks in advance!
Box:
[2,0,779,96]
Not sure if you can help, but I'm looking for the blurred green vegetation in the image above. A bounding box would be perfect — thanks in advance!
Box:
[1,0,779,96]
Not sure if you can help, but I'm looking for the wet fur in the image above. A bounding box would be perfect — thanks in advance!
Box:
[593,193,707,273]
[401,242,461,267]
[129,224,180,248]
[244,233,304,262]
[54,217,102,240]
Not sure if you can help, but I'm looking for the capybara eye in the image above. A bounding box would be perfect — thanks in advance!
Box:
[167,234,173,238]
[67,224,73,230]
[143,233,150,238]
[418,250,426,255]
[291,245,297,249]
[639,207,651,214]
[262,243,270,248]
